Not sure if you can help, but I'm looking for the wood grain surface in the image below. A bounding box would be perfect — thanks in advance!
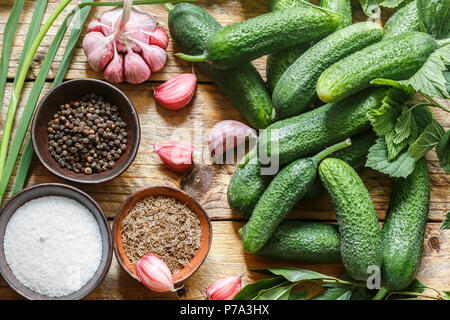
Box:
[0,0,448,300]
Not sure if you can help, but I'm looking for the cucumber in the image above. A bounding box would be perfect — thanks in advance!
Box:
[240,221,342,263]
[383,0,420,39]
[319,158,382,281]
[266,0,352,93]
[166,3,274,129]
[228,130,376,216]
[273,22,383,118]
[247,88,385,167]
[374,159,430,299]
[266,0,311,93]
[176,6,341,69]
[242,140,351,253]
[319,0,352,29]
[316,32,439,103]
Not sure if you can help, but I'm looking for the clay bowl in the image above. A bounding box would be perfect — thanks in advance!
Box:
[0,183,113,300]
[31,78,140,184]
[113,186,212,285]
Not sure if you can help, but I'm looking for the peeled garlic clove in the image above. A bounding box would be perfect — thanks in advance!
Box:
[150,27,169,50]
[104,53,124,84]
[136,253,174,292]
[206,275,243,300]
[208,120,257,157]
[83,32,114,72]
[124,51,151,84]
[140,43,167,72]
[154,74,197,110]
[154,141,200,172]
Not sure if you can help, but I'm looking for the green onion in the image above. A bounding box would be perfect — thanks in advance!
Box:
[0,0,25,112]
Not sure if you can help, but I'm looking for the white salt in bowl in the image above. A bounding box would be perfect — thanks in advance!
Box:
[0,183,113,300]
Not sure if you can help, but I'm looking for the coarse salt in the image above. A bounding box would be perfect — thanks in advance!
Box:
[3,196,103,297]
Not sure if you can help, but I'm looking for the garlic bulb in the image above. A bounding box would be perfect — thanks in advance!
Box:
[82,0,168,84]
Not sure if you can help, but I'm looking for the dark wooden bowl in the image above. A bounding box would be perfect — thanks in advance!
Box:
[112,186,212,285]
[31,78,140,184]
[0,183,113,300]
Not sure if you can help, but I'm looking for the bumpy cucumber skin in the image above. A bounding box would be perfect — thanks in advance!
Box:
[227,130,376,216]
[319,158,382,281]
[242,221,342,263]
[242,158,317,253]
[383,0,420,39]
[259,88,385,166]
[167,3,273,129]
[205,6,341,69]
[317,32,438,103]
[266,0,310,93]
[381,158,430,291]
[273,22,383,118]
[319,0,352,29]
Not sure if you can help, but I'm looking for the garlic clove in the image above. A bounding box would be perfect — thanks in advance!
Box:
[140,43,167,72]
[124,51,151,84]
[206,275,243,300]
[104,53,124,84]
[154,141,200,172]
[83,32,114,72]
[99,7,122,35]
[136,253,175,292]
[149,27,169,50]
[86,19,104,34]
[208,120,257,157]
[154,74,197,110]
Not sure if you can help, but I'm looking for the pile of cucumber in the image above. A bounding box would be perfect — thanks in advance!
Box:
[167,0,444,299]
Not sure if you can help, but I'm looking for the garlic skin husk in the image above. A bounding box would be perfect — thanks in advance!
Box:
[82,0,168,84]
[136,253,174,292]
[154,141,201,172]
[208,120,257,157]
[154,74,197,110]
[206,275,243,300]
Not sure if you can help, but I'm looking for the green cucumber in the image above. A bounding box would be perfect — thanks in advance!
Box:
[319,158,382,281]
[246,88,385,167]
[240,221,341,263]
[319,0,352,29]
[166,3,274,129]
[383,0,420,39]
[374,159,430,299]
[242,140,351,253]
[316,32,439,103]
[273,22,383,118]
[228,130,376,216]
[176,5,341,69]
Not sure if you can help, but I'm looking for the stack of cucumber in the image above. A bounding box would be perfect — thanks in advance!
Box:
[167,0,442,299]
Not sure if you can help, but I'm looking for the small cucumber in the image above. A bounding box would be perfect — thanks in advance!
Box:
[316,32,439,103]
[319,158,382,281]
[383,0,420,39]
[374,159,430,299]
[176,6,341,69]
[242,140,351,253]
[273,22,383,118]
[166,3,274,129]
[240,221,341,263]
[249,88,385,167]
[228,130,376,216]
[319,0,352,29]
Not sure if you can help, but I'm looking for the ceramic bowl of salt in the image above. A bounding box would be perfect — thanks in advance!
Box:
[0,183,113,300]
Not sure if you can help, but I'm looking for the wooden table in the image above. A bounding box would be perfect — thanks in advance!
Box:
[0,0,448,300]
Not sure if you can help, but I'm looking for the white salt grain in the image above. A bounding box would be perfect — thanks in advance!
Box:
[4,196,102,297]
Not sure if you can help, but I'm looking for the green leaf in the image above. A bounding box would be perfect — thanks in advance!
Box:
[288,289,309,300]
[371,78,416,95]
[233,277,287,300]
[385,130,413,161]
[261,267,336,282]
[436,129,450,173]
[379,0,407,8]
[254,283,295,300]
[360,0,381,18]
[394,107,417,144]
[403,45,450,99]
[408,120,445,160]
[0,0,25,113]
[388,279,428,299]
[441,211,450,229]
[366,137,416,178]
[417,0,450,39]
[312,287,353,300]
[412,105,434,130]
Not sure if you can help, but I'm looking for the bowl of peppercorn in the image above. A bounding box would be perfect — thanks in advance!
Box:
[31,79,140,184]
